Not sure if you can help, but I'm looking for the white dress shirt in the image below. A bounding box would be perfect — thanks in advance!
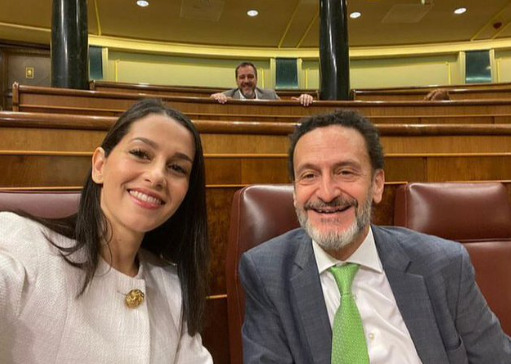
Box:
[312,227,423,364]
[239,90,259,100]
[0,212,212,364]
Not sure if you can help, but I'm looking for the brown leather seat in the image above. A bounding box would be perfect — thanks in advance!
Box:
[394,182,511,335]
[226,184,298,364]
[0,191,80,218]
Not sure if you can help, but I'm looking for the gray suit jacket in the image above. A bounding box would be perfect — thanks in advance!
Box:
[222,87,280,100]
[240,226,511,363]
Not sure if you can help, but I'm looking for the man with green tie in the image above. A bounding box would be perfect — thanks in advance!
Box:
[239,110,511,363]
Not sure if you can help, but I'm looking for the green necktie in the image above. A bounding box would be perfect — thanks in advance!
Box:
[329,264,370,364]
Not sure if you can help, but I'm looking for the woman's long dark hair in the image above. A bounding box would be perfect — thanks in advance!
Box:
[29,99,209,335]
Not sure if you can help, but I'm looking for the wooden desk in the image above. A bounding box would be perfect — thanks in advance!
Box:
[13,84,511,120]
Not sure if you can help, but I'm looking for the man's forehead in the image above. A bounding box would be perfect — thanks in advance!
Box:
[238,66,256,76]
[298,125,362,144]
[293,125,370,164]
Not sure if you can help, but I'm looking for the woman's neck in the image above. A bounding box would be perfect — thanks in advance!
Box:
[100,229,143,277]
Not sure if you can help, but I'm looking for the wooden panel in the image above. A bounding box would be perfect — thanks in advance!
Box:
[3,153,511,187]
[353,82,511,93]
[206,157,289,185]
[200,134,289,154]
[0,127,105,151]
[13,84,511,120]
[494,115,511,123]
[241,158,289,184]
[5,114,511,155]
[205,159,243,185]
[381,135,511,154]
[188,113,302,122]
[354,89,511,101]
[355,102,511,117]
[385,154,511,182]
[0,111,116,129]
[426,155,511,181]
[416,115,496,124]
[0,154,90,186]
[2,48,51,110]
[352,82,511,101]
[206,187,238,294]
[90,80,317,100]
[373,182,404,226]
[203,296,230,364]
[384,156,427,182]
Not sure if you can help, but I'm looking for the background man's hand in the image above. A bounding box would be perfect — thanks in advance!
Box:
[292,94,314,107]
[210,93,231,104]
[424,89,450,101]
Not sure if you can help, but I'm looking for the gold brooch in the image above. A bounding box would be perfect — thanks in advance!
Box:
[125,289,145,308]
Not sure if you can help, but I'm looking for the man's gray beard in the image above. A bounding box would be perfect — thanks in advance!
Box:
[296,192,373,252]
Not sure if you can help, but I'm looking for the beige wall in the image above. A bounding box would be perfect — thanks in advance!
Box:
[302,54,462,89]
[495,50,511,82]
[106,52,274,89]
[100,46,511,90]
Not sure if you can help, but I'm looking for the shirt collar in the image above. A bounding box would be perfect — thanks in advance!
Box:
[312,227,383,274]
[238,88,258,100]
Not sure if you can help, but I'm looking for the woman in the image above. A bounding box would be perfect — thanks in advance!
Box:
[0,99,212,363]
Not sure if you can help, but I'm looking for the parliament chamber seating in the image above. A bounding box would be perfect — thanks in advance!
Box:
[352,87,511,101]
[12,83,511,120]
[351,82,511,101]
[5,83,511,362]
[226,184,297,364]
[89,80,319,100]
[394,182,511,336]
[0,190,80,218]
[225,182,511,363]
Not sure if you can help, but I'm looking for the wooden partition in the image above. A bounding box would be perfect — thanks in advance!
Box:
[12,84,511,121]
[3,112,511,186]
[90,80,319,100]
[192,114,511,124]
[352,82,511,101]
[356,82,511,92]
[4,111,511,154]
[4,111,511,363]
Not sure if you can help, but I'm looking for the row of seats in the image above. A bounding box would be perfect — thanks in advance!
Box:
[1,182,510,364]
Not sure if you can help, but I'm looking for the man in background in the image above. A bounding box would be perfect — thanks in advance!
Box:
[210,62,314,106]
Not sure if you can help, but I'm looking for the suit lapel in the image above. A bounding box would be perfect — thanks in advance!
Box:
[373,227,449,364]
[290,232,332,364]
[255,87,264,99]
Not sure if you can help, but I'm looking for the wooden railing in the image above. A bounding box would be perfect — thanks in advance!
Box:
[352,82,511,101]
[4,111,511,152]
[354,81,511,92]
[90,80,319,100]
[12,84,511,121]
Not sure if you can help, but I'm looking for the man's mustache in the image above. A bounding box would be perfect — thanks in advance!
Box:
[304,196,358,210]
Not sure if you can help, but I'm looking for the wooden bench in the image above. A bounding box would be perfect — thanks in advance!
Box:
[4,111,511,155]
[90,80,319,100]
[352,82,511,101]
[12,84,511,120]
